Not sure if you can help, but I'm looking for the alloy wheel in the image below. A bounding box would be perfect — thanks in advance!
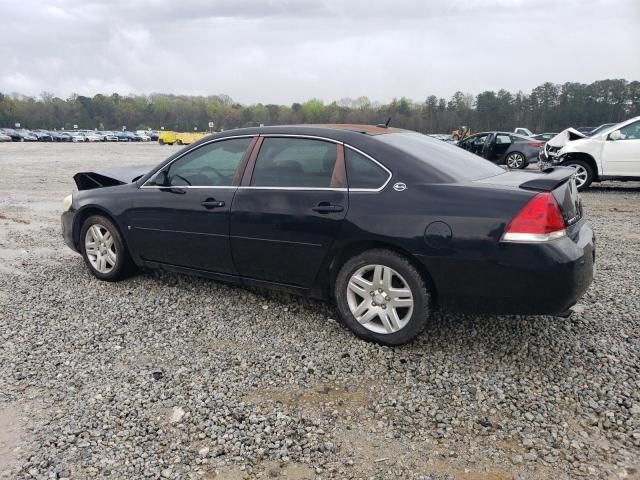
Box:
[85,224,117,274]
[506,153,524,169]
[569,164,588,189]
[346,264,414,334]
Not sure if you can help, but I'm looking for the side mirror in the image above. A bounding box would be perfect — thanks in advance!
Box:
[608,130,623,141]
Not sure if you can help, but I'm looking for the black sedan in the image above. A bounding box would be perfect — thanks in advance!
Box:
[61,125,595,345]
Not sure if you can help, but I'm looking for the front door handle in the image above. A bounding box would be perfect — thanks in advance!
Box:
[312,202,344,214]
[201,199,225,209]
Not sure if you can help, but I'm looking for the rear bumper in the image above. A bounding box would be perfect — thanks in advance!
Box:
[61,210,78,253]
[417,221,595,315]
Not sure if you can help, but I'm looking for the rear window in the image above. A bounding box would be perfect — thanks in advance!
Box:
[377,132,504,181]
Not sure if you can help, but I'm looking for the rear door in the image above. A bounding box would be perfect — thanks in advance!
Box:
[229,136,347,287]
[128,136,254,274]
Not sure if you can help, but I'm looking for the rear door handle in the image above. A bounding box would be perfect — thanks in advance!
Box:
[201,199,225,209]
[312,202,344,213]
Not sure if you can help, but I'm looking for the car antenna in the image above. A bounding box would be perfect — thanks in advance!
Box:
[376,117,391,128]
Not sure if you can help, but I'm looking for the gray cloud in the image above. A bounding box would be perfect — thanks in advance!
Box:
[0,0,638,104]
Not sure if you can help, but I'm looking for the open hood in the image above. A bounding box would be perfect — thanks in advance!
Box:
[546,128,587,148]
[74,165,153,190]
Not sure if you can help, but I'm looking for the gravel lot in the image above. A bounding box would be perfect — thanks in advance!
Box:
[0,142,638,480]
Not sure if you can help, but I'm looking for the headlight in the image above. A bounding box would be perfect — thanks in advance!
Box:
[63,194,73,212]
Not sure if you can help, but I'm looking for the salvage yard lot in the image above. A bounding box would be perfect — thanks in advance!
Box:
[0,143,639,479]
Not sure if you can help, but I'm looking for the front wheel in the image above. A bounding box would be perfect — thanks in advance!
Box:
[506,151,527,169]
[563,159,593,191]
[334,249,431,345]
[80,215,134,281]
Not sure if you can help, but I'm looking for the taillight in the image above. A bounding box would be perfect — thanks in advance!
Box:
[527,142,544,148]
[502,192,566,242]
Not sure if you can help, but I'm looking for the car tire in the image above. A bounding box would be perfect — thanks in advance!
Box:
[80,215,134,281]
[563,159,593,191]
[506,152,527,169]
[334,249,431,345]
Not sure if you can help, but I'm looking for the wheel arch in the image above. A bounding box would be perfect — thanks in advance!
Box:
[326,241,439,306]
[72,206,126,251]
[561,152,599,180]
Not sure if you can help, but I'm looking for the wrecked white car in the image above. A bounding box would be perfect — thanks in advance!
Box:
[539,116,640,190]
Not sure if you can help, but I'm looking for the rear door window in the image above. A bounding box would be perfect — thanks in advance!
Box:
[250,138,337,188]
[345,148,389,189]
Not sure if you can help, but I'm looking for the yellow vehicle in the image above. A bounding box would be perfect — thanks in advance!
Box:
[175,132,207,145]
[158,131,177,145]
[451,126,472,141]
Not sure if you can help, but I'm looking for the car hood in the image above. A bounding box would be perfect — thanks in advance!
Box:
[73,165,152,190]
[546,128,587,148]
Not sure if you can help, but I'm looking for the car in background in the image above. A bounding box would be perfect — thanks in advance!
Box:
[121,131,142,142]
[586,123,617,136]
[532,133,558,142]
[539,116,640,190]
[514,127,534,137]
[136,130,153,141]
[33,130,54,142]
[15,129,38,141]
[1,128,23,141]
[84,132,104,142]
[0,132,11,142]
[576,127,596,135]
[110,131,128,142]
[98,131,119,142]
[158,131,177,145]
[61,124,594,345]
[69,132,87,143]
[176,131,207,145]
[458,131,544,169]
[55,132,73,142]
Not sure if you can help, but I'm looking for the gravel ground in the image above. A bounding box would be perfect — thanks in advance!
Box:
[0,142,638,480]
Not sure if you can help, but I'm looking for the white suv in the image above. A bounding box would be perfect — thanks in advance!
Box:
[539,116,640,190]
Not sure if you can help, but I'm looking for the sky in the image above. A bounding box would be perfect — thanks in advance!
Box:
[0,0,638,104]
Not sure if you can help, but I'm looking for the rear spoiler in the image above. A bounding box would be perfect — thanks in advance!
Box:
[73,165,152,190]
[519,167,575,191]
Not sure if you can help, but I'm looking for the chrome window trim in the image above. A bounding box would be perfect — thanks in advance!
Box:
[139,185,238,190]
[139,135,255,188]
[343,144,393,192]
[260,134,342,144]
[139,133,393,193]
[237,186,347,191]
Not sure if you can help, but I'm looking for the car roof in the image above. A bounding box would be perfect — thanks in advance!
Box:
[218,124,404,137]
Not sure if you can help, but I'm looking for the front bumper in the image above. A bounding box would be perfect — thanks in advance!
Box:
[61,210,78,252]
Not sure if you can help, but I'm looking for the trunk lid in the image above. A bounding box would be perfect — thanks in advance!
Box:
[476,167,582,230]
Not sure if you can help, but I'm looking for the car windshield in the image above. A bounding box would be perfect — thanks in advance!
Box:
[377,132,505,182]
[588,123,618,136]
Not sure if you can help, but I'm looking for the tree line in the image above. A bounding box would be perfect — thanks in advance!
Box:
[0,79,638,134]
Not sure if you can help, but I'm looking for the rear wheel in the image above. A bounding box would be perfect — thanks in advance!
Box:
[335,249,431,345]
[563,159,593,191]
[80,215,133,281]
[506,151,526,169]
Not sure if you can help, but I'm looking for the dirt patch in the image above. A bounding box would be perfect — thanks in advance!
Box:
[0,404,24,472]
[243,384,367,415]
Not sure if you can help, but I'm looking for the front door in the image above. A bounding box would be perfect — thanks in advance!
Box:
[230,136,348,287]
[128,136,254,274]
[602,120,640,176]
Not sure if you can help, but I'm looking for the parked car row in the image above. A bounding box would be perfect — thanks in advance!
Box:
[0,128,160,143]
